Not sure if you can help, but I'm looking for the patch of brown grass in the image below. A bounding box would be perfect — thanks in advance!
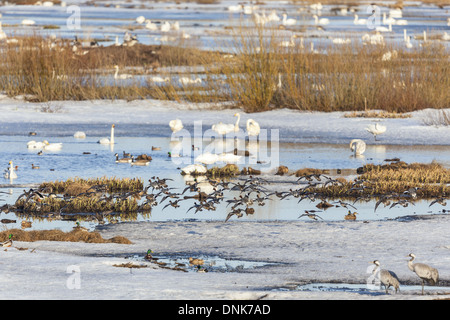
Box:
[0,229,131,244]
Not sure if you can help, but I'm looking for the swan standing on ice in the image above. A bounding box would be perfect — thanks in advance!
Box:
[350,139,366,156]
[114,65,133,80]
[161,21,171,32]
[246,119,260,137]
[353,14,367,25]
[98,124,115,144]
[181,164,207,175]
[195,152,220,166]
[0,22,7,41]
[212,113,241,135]
[169,119,183,133]
[366,123,386,141]
[4,161,17,179]
[136,16,146,24]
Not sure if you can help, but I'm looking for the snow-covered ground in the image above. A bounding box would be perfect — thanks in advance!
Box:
[0,97,449,301]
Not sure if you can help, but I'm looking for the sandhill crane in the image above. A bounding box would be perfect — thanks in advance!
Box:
[372,260,400,294]
[407,253,439,295]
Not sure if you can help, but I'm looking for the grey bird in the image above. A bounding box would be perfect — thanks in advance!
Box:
[407,253,439,295]
[372,260,400,294]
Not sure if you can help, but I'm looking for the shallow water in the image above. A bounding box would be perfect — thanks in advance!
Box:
[0,123,448,232]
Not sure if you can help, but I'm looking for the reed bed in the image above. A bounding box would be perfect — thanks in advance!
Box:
[0,228,131,244]
[38,177,144,194]
[0,31,448,113]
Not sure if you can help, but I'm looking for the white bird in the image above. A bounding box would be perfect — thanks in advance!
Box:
[332,38,351,44]
[218,152,242,164]
[181,164,207,175]
[27,140,45,149]
[145,20,158,31]
[381,50,398,61]
[3,161,17,179]
[310,3,323,11]
[246,119,260,137]
[149,76,170,83]
[98,124,115,144]
[136,16,146,24]
[313,14,329,26]
[0,22,7,41]
[212,113,241,135]
[389,8,402,18]
[195,152,220,166]
[169,119,183,133]
[350,139,366,156]
[228,4,242,12]
[21,19,36,26]
[366,123,386,141]
[376,22,392,33]
[382,13,396,25]
[405,36,413,49]
[372,260,400,294]
[282,14,296,26]
[179,77,202,85]
[278,34,296,48]
[114,65,132,80]
[353,14,367,25]
[442,32,450,41]
[362,32,384,45]
[74,131,86,139]
[43,140,63,151]
[172,21,180,31]
[267,10,280,22]
[407,253,439,295]
[161,21,171,32]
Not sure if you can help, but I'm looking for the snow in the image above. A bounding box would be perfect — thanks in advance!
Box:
[0,97,450,301]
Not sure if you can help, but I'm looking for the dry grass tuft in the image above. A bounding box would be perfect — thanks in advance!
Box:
[0,229,132,244]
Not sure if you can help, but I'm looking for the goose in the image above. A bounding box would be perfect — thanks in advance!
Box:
[98,124,115,144]
[353,14,367,25]
[246,119,260,137]
[73,131,86,139]
[181,164,207,175]
[43,140,63,151]
[282,13,296,26]
[407,253,439,295]
[115,153,132,163]
[349,139,366,156]
[169,119,183,133]
[114,65,133,80]
[313,14,329,26]
[366,123,386,141]
[212,113,241,135]
[131,158,151,166]
[3,161,17,179]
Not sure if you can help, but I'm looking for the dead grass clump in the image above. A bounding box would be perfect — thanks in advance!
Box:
[295,168,329,177]
[344,110,411,119]
[207,164,240,177]
[39,177,144,194]
[0,229,132,244]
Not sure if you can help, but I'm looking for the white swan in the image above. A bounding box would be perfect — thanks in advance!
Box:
[149,76,170,83]
[350,139,366,156]
[332,38,351,44]
[218,152,242,164]
[282,13,296,26]
[136,16,146,24]
[442,32,450,41]
[376,22,392,32]
[114,65,132,80]
[43,140,63,151]
[4,161,17,179]
[161,21,171,32]
[246,119,260,137]
[313,15,329,26]
[353,14,367,25]
[21,19,36,26]
[181,164,207,175]
[366,123,386,141]
[145,20,158,31]
[278,35,296,48]
[179,77,202,85]
[195,152,220,166]
[27,140,45,149]
[405,36,413,49]
[98,124,115,144]
[169,119,183,133]
[0,22,6,41]
[212,113,241,135]
[74,131,86,139]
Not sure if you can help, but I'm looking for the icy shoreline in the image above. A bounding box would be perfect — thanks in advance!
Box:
[2,216,450,300]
